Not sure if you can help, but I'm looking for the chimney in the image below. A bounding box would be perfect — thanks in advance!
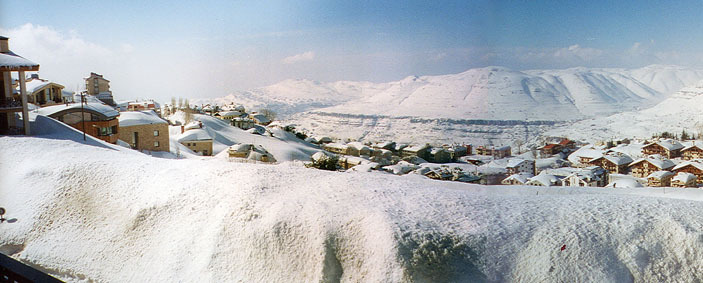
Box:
[180,125,184,134]
[0,36,9,53]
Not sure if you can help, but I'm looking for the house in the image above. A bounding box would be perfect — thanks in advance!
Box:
[672,161,703,185]
[506,159,536,175]
[126,100,159,112]
[322,143,349,155]
[37,102,120,143]
[475,145,511,159]
[117,110,169,151]
[647,171,674,187]
[228,143,253,158]
[562,166,607,187]
[539,143,563,156]
[84,72,115,106]
[628,155,675,178]
[346,142,371,157]
[445,144,469,161]
[502,172,533,185]
[177,128,213,156]
[247,146,276,163]
[372,141,396,151]
[14,74,65,106]
[526,171,562,186]
[1,36,39,135]
[231,117,255,130]
[217,110,244,121]
[587,153,633,174]
[338,156,371,169]
[558,138,577,150]
[671,172,697,188]
[250,113,271,125]
[680,141,703,160]
[641,139,684,159]
[428,147,452,163]
[401,144,431,160]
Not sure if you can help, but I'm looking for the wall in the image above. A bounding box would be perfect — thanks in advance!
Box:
[67,118,119,144]
[181,140,213,156]
[118,123,170,152]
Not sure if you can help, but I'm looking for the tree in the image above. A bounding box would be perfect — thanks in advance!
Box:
[681,129,690,141]
[177,97,183,109]
[513,139,524,155]
[306,154,339,171]
[258,108,277,121]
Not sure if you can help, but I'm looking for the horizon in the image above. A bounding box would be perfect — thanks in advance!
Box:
[3,1,703,103]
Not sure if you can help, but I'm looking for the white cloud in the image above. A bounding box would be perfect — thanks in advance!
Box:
[282,51,315,64]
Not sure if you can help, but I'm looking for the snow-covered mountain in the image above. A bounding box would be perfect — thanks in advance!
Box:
[546,79,703,142]
[200,65,703,121]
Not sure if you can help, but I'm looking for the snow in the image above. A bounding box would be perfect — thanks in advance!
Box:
[0,52,39,69]
[647,170,673,179]
[631,155,675,170]
[3,132,703,281]
[117,110,167,127]
[673,172,697,183]
[606,174,645,188]
[673,160,703,171]
[176,128,212,142]
[35,102,119,118]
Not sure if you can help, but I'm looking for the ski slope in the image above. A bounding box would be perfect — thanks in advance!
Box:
[2,132,703,282]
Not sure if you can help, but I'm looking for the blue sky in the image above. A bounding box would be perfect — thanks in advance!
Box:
[2,0,703,101]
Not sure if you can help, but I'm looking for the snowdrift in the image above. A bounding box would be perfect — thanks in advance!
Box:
[2,137,703,282]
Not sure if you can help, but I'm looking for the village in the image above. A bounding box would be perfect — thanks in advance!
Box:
[3,35,703,190]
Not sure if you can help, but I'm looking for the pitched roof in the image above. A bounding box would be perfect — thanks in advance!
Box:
[682,141,703,151]
[0,51,39,71]
[647,170,674,179]
[177,128,212,142]
[672,172,697,183]
[630,155,675,170]
[673,160,703,171]
[591,153,633,165]
[644,139,684,151]
[118,110,167,127]
[36,102,119,119]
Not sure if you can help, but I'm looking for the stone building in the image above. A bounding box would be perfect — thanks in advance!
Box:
[117,110,169,152]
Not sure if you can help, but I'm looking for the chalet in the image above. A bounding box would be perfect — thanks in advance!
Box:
[177,128,213,156]
[15,74,65,106]
[84,72,115,106]
[401,144,431,160]
[37,102,120,144]
[1,36,39,135]
[228,143,253,158]
[558,138,577,150]
[562,167,607,187]
[488,158,535,175]
[372,148,393,160]
[117,110,169,152]
[587,153,633,174]
[672,161,703,185]
[501,172,533,185]
[641,139,683,159]
[628,155,675,178]
[680,141,703,160]
[322,143,349,155]
[647,171,674,187]
[372,141,396,151]
[526,171,562,186]
[231,117,255,130]
[475,145,511,159]
[671,172,697,188]
[250,113,271,125]
[428,147,452,163]
[126,100,159,112]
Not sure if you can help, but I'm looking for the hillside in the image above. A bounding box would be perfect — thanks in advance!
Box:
[546,79,703,142]
[2,134,703,282]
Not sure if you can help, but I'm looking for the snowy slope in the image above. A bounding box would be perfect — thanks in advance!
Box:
[546,79,703,142]
[3,136,703,282]
[168,112,320,161]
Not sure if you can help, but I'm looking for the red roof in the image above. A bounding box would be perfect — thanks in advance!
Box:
[559,139,573,145]
[542,144,560,149]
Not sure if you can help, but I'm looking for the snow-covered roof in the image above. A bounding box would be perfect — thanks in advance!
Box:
[591,153,633,165]
[61,89,74,98]
[0,51,39,71]
[118,110,167,127]
[647,170,674,179]
[404,144,430,152]
[672,172,697,183]
[184,121,202,131]
[430,147,448,155]
[36,102,119,119]
[311,151,335,162]
[228,143,253,153]
[503,172,533,184]
[527,171,560,186]
[23,79,59,93]
[177,129,212,142]
[606,176,644,188]
[251,113,271,124]
[218,111,243,117]
[324,143,348,150]
[630,155,675,170]
[644,139,684,151]
[672,160,703,171]
[682,141,703,151]
[567,145,605,165]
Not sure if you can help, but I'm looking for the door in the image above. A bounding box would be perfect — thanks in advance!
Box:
[132,132,139,149]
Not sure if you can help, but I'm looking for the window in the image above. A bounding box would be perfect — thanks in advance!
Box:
[154,130,159,136]
[154,141,160,147]
[97,126,114,136]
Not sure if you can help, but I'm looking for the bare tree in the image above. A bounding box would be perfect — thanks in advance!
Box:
[259,108,277,121]
[514,139,524,155]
